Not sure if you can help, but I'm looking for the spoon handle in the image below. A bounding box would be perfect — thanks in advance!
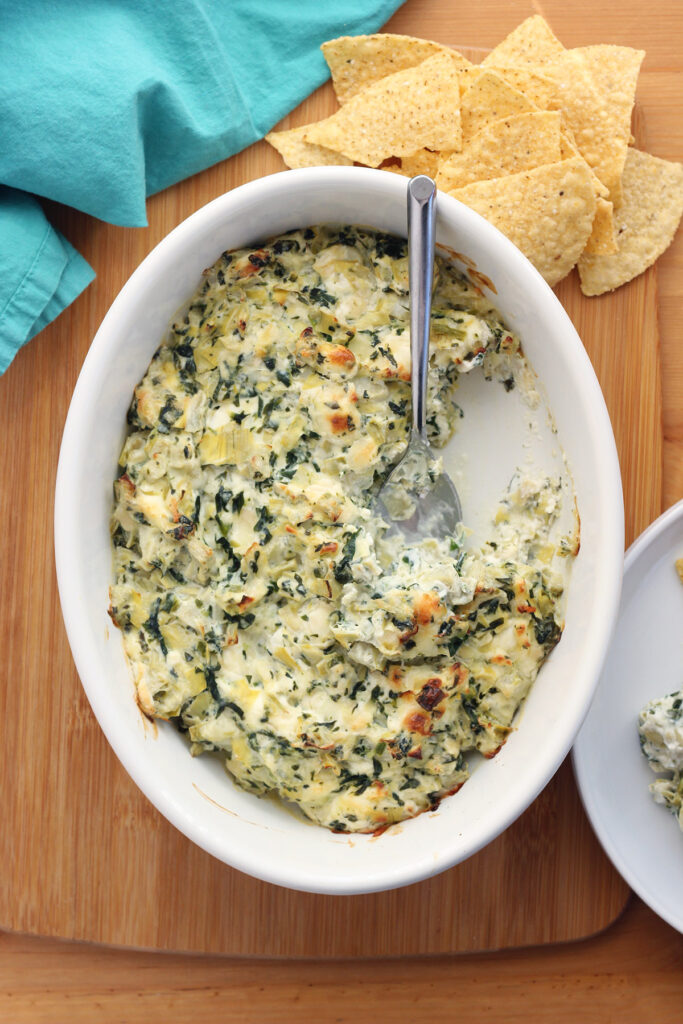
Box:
[407,175,437,440]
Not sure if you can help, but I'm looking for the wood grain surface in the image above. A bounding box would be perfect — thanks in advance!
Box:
[1,0,683,1016]
[1,897,681,1024]
[0,55,645,956]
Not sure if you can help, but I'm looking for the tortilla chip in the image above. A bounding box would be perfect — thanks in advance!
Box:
[577,45,644,195]
[560,132,609,199]
[457,65,483,96]
[460,71,537,143]
[544,45,644,198]
[484,65,558,109]
[436,111,562,191]
[561,123,578,149]
[610,178,624,208]
[481,15,564,70]
[448,157,596,286]
[385,150,441,178]
[322,34,472,105]
[583,198,618,255]
[266,124,353,169]
[578,149,683,295]
[304,53,462,166]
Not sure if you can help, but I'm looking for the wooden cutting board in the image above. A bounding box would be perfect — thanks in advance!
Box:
[0,33,662,956]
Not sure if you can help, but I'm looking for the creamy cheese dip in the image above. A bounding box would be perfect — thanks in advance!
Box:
[637,559,683,831]
[639,689,683,830]
[109,225,574,833]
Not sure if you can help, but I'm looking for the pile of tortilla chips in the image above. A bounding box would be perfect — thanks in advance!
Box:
[266,16,683,295]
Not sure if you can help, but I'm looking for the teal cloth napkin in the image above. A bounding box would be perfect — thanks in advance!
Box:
[0,0,404,374]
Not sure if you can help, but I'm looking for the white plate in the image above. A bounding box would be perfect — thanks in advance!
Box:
[573,499,683,933]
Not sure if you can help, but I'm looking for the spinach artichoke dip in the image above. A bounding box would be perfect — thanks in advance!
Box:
[638,561,683,830]
[109,225,574,834]
[638,689,683,829]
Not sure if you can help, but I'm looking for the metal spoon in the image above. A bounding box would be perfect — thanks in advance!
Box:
[376,175,462,540]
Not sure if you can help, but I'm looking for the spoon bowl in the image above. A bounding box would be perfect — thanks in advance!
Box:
[375,433,462,541]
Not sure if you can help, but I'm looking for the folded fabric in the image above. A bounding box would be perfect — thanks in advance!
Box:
[0,0,404,373]
[0,188,95,374]
[0,0,403,376]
